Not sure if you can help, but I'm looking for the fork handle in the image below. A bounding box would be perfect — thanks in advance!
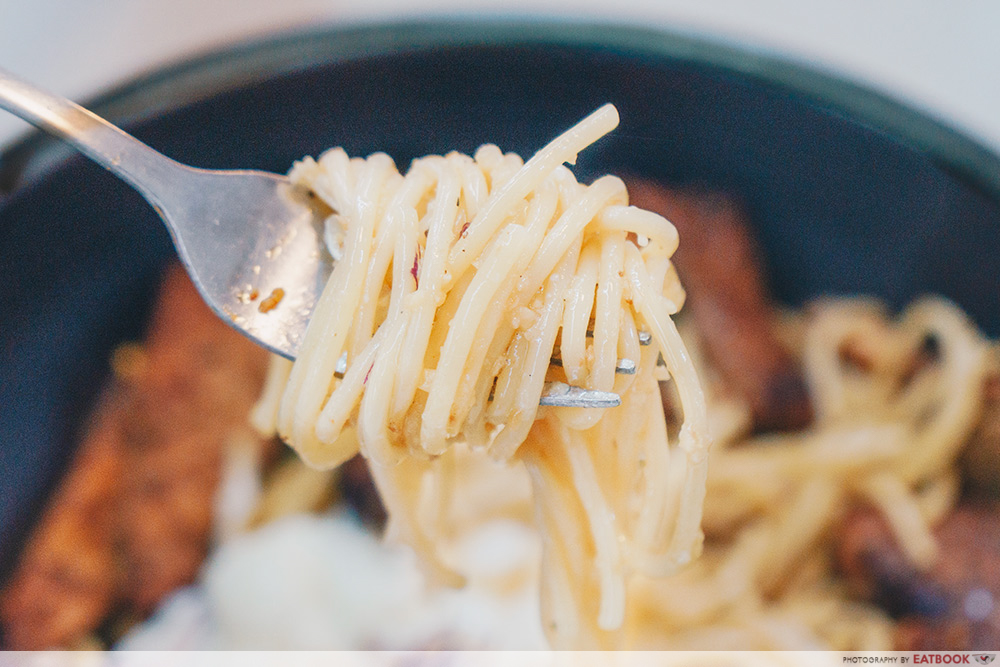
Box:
[0,67,185,205]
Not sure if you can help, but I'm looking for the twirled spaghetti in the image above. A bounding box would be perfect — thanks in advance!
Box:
[251,104,710,648]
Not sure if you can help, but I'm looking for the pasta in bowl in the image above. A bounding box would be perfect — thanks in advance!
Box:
[1,20,999,651]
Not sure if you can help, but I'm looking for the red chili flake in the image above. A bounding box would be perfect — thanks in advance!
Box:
[364,361,375,384]
[460,221,471,238]
[411,250,421,287]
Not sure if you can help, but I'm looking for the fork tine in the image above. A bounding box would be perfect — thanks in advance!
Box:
[334,352,622,407]
[539,382,621,408]
[585,329,652,345]
[336,331,655,377]
[615,358,637,374]
[549,355,637,375]
[552,329,649,375]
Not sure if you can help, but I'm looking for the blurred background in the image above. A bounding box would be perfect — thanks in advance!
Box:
[3,0,1000,653]
[1,0,999,153]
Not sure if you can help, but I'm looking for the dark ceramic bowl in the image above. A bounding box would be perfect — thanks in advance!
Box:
[2,19,999,576]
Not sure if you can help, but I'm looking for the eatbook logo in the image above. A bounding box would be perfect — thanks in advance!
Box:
[974,656,995,665]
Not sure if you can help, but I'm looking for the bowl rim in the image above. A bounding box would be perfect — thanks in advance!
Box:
[2,17,999,200]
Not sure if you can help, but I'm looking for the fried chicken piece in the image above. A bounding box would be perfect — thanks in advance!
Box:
[1,263,271,647]
[627,180,812,431]
[116,263,271,612]
[0,392,124,649]
[836,502,1000,650]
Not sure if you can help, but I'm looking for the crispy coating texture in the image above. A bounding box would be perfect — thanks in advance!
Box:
[116,264,270,611]
[0,393,124,649]
[0,264,270,648]
[627,180,813,431]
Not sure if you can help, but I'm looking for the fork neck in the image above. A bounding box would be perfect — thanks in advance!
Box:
[0,67,189,206]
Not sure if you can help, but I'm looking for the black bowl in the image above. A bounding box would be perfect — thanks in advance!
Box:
[2,19,999,577]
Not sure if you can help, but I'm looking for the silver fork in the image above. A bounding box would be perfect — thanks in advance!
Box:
[0,67,622,408]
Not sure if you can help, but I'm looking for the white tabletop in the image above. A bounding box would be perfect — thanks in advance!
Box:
[2,0,999,155]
